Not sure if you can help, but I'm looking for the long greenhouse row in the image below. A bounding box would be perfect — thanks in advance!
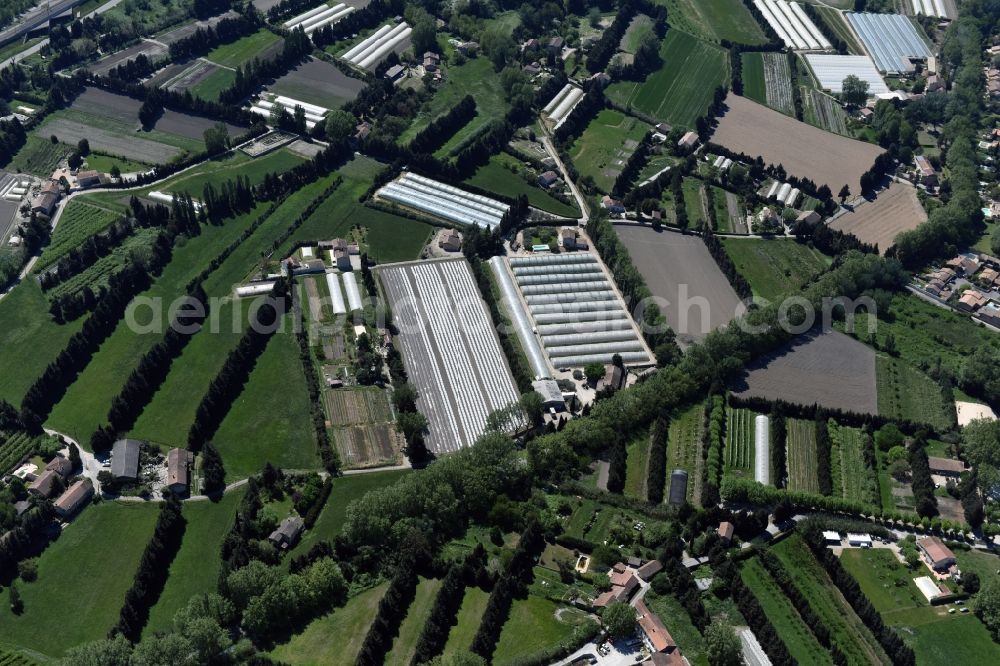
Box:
[249,94,328,130]
[909,0,950,19]
[340,22,412,70]
[543,84,585,128]
[845,12,932,74]
[804,54,889,94]
[283,3,355,35]
[504,253,654,368]
[376,172,510,230]
[752,0,830,51]
[377,259,521,454]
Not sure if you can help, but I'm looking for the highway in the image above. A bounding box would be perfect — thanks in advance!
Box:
[0,0,88,49]
[1,0,125,69]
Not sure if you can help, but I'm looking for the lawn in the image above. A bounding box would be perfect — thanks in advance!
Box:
[268,583,388,665]
[682,177,707,228]
[606,30,728,129]
[0,502,159,658]
[144,487,246,636]
[383,578,444,665]
[841,548,1000,665]
[564,498,597,539]
[399,58,508,157]
[36,201,123,270]
[785,418,819,493]
[568,109,650,193]
[740,558,832,664]
[211,310,318,480]
[0,281,83,406]
[84,152,150,175]
[741,52,767,105]
[721,238,831,301]
[662,0,767,45]
[441,586,490,659]
[493,595,594,666]
[624,434,649,500]
[876,355,953,432]
[188,67,237,102]
[666,402,704,504]
[206,29,280,68]
[464,154,581,218]
[771,535,890,664]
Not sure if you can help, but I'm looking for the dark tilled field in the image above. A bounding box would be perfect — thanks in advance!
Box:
[268,57,365,110]
[88,41,167,76]
[40,118,180,163]
[731,329,878,414]
[155,108,246,141]
[615,225,742,345]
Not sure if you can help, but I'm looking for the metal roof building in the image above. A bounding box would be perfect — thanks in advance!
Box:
[845,12,932,74]
[111,439,141,480]
[804,54,890,94]
[668,469,688,506]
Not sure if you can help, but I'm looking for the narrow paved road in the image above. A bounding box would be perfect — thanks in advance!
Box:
[541,135,589,225]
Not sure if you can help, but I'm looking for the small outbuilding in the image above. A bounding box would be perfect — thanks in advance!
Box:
[167,448,193,495]
[717,521,734,543]
[111,438,142,481]
[532,379,565,411]
[677,131,698,150]
[668,469,688,506]
[822,530,841,545]
[847,533,872,548]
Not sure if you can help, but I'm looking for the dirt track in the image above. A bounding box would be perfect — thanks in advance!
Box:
[711,94,884,193]
[731,329,878,414]
[615,225,742,345]
[829,181,927,253]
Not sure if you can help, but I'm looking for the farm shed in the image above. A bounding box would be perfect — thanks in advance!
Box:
[636,559,663,581]
[668,469,688,506]
[532,379,565,410]
[754,414,770,485]
[166,448,192,494]
[111,439,141,481]
[845,12,933,74]
[823,530,841,544]
[804,54,890,94]
[928,456,967,477]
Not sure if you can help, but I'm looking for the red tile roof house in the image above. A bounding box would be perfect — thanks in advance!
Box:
[636,599,684,660]
[917,536,957,572]
[717,521,734,543]
[54,479,94,519]
[28,469,60,498]
[45,455,73,478]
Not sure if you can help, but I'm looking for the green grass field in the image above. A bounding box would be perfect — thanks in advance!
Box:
[211,310,318,480]
[662,0,767,45]
[785,418,819,493]
[740,558,832,664]
[0,282,83,406]
[841,548,1000,665]
[268,583,387,665]
[36,201,123,270]
[6,136,66,176]
[742,52,767,105]
[564,498,597,540]
[84,152,150,175]
[464,154,581,218]
[828,422,878,505]
[682,177,707,228]
[606,30,728,129]
[206,29,280,68]
[568,109,649,192]
[624,434,649,500]
[399,58,508,156]
[144,487,246,636]
[722,238,831,301]
[441,586,490,659]
[0,502,159,658]
[383,578,444,665]
[725,407,756,477]
[772,535,890,664]
[493,595,594,666]
[666,403,704,504]
[188,67,237,102]
[876,355,953,431]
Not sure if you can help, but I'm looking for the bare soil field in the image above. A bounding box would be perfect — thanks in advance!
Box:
[829,181,927,253]
[88,41,167,76]
[39,118,181,163]
[325,389,393,426]
[333,424,401,468]
[711,94,884,193]
[731,329,877,414]
[615,225,742,345]
[269,58,365,110]
[154,107,246,141]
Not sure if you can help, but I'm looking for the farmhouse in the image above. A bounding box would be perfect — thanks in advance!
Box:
[609,570,639,596]
[917,536,957,571]
[928,456,967,477]
[28,470,59,498]
[111,438,142,481]
[559,228,587,250]
[592,586,631,608]
[914,155,938,186]
[796,210,821,225]
[45,455,73,478]
[54,479,94,519]
[438,229,462,252]
[332,248,352,271]
[76,170,102,188]
[601,195,625,213]
[636,559,663,581]
[166,448,192,495]
[31,189,58,217]
[677,131,698,150]
[946,254,981,276]
[269,516,305,549]
[537,170,560,189]
[635,599,679,655]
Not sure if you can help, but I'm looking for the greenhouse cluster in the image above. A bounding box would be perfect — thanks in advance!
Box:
[544,84,585,128]
[909,0,951,19]
[845,12,933,74]
[752,0,831,51]
[283,3,355,35]
[804,54,890,94]
[765,181,801,207]
[376,172,510,229]
[341,22,413,70]
[249,95,329,130]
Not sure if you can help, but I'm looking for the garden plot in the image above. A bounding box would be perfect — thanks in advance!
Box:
[725,407,757,477]
[829,181,926,253]
[267,58,365,111]
[803,88,849,135]
[324,388,393,426]
[157,59,227,95]
[731,328,878,414]
[87,40,167,76]
[503,252,654,368]
[377,258,521,454]
[845,12,932,74]
[785,418,819,492]
[568,109,649,192]
[761,52,794,115]
[340,22,412,70]
[615,226,742,345]
[753,0,830,50]
[333,424,400,468]
[711,94,884,192]
[283,2,355,35]
[804,54,888,94]
[542,83,584,129]
[375,172,509,230]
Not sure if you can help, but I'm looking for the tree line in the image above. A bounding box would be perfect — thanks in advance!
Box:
[356,562,420,666]
[646,415,669,503]
[218,28,313,106]
[110,497,186,642]
[702,395,725,507]
[187,281,289,451]
[702,225,752,301]
[714,556,796,666]
[909,433,938,518]
[408,95,476,155]
[770,407,787,489]
[585,0,638,73]
[611,132,652,198]
[167,14,259,62]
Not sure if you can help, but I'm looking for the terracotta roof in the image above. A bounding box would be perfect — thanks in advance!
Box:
[918,536,956,564]
[718,521,734,540]
[609,571,638,594]
[167,448,190,488]
[636,599,676,652]
[928,456,966,474]
[54,479,94,516]
[29,470,59,498]
[46,455,73,477]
